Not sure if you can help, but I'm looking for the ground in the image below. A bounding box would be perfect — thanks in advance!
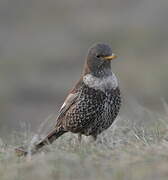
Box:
[0,108,168,180]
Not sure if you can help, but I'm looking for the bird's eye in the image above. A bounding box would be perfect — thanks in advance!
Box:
[96,55,101,58]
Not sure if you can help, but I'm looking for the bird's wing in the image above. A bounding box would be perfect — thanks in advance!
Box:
[55,78,82,125]
[57,92,79,120]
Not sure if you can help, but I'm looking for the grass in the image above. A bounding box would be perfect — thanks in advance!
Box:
[1,109,168,180]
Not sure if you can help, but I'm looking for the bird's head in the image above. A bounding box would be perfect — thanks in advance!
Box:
[85,43,117,77]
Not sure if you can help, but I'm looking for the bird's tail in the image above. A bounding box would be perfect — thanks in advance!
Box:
[15,127,66,156]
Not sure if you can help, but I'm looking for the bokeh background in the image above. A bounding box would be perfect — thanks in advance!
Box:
[0,0,168,138]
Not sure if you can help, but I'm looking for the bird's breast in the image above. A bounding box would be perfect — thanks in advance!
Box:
[83,73,118,93]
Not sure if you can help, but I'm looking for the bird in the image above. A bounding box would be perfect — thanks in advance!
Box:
[15,43,121,156]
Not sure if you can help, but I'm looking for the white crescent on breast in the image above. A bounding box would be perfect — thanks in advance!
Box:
[83,73,118,92]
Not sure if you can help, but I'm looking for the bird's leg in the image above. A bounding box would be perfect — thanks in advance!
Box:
[86,134,97,144]
[78,133,82,143]
[91,134,97,141]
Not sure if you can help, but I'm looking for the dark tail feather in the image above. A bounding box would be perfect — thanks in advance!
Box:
[15,128,66,156]
[35,128,66,150]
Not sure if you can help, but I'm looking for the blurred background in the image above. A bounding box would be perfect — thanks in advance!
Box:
[0,0,168,138]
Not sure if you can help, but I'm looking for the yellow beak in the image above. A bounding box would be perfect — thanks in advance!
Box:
[104,53,117,61]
